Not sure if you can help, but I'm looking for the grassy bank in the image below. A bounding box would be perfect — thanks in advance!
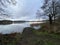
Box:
[0,28,60,45]
[0,22,60,45]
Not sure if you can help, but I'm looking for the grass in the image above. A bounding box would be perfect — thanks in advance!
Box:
[0,31,60,45]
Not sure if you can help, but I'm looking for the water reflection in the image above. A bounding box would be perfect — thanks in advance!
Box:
[0,22,30,34]
[0,21,42,34]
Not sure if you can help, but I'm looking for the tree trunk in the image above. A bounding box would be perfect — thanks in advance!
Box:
[49,14,52,25]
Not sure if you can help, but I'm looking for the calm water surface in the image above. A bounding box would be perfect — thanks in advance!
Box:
[0,22,42,34]
[0,22,30,34]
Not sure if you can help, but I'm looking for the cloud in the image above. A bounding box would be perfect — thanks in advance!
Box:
[1,0,44,20]
[15,0,44,20]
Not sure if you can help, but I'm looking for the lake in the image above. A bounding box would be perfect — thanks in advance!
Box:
[0,22,42,34]
[0,22,30,34]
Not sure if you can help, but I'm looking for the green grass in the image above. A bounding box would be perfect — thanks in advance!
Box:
[33,30,48,35]
[32,30,60,45]
[0,29,60,45]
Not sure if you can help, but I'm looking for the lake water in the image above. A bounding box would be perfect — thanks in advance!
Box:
[0,22,30,34]
[0,22,42,34]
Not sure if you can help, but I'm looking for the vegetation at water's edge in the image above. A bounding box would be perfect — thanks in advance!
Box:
[0,25,60,45]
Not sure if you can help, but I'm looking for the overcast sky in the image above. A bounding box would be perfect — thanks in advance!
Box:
[1,0,44,20]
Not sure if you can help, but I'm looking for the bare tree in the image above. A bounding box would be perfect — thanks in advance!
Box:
[0,0,17,18]
[40,0,60,24]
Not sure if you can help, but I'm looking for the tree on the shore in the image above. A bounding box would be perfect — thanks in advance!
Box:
[43,0,60,24]
[37,0,60,25]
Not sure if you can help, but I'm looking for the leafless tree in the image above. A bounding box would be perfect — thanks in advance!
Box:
[0,0,17,18]
[37,0,60,24]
